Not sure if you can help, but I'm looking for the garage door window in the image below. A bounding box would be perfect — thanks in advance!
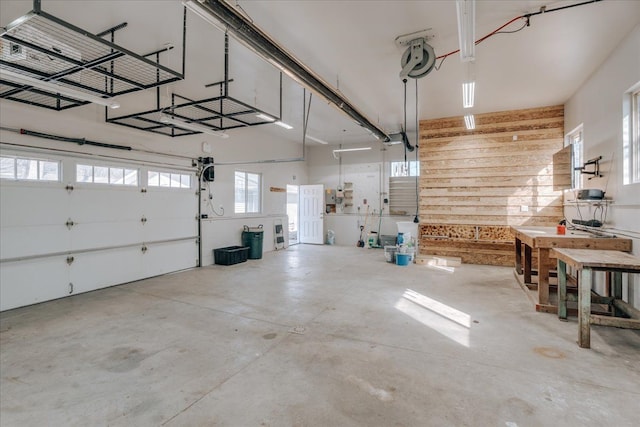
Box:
[147,170,191,188]
[77,164,138,186]
[1,156,60,181]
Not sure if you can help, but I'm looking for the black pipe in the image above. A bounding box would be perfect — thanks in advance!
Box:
[194,0,389,142]
[18,128,132,151]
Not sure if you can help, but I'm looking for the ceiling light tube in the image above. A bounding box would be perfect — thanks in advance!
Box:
[160,114,229,138]
[332,147,372,153]
[332,146,371,159]
[1,68,120,109]
[456,0,476,62]
[256,113,276,122]
[306,135,329,145]
[274,121,293,130]
[464,114,475,130]
[462,81,475,108]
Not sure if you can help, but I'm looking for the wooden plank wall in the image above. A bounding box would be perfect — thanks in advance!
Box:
[419,105,569,266]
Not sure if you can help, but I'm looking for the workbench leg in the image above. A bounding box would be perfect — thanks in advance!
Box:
[612,272,623,317]
[579,268,592,349]
[558,259,567,320]
[515,237,522,274]
[524,244,532,284]
[538,248,550,305]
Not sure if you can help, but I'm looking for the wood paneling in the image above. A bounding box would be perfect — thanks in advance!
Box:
[419,105,568,266]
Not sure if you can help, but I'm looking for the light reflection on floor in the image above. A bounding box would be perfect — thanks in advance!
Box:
[394,289,471,347]
[422,257,456,273]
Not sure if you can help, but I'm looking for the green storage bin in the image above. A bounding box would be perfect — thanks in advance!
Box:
[242,225,264,259]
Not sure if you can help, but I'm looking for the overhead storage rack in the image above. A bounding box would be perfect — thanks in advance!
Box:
[106,92,279,137]
[106,33,282,137]
[0,0,184,110]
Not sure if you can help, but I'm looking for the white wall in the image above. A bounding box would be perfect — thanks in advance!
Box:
[307,142,418,246]
[200,158,306,265]
[564,24,640,307]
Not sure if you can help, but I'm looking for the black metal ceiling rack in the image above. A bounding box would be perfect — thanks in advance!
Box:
[106,32,282,137]
[0,0,185,111]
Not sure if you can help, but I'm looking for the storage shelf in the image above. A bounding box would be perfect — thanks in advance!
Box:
[565,199,613,206]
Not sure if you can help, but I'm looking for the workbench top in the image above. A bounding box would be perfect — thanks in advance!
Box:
[551,248,640,271]
[511,226,631,250]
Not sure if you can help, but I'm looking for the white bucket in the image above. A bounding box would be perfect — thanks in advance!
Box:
[397,221,418,240]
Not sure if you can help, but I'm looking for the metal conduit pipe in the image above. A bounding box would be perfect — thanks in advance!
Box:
[186,0,390,142]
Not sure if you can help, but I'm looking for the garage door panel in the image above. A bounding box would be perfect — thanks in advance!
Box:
[70,188,143,223]
[145,191,197,218]
[0,224,70,259]
[0,258,69,311]
[70,221,142,251]
[69,248,144,294]
[1,155,198,311]
[143,218,197,241]
[142,240,198,277]
[0,185,69,227]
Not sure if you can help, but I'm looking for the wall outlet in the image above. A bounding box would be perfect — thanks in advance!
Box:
[520,205,529,212]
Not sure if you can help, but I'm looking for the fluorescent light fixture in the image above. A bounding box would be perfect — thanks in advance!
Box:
[274,121,293,130]
[456,0,476,62]
[256,113,276,122]
[306,135,329,145]
[332,146,371,159]
[464,114,475,130]
[333,147,372,154]
[1,68,120,109]
[2,13,35,35]
[160,114,229,138]
[182,0,227,31]
[256,112,292,129]
[462,81,475,108]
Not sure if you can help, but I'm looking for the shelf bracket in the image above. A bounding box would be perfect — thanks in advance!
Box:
[574,156,603,180]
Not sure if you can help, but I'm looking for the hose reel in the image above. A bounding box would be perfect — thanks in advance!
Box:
[396,30,436,80]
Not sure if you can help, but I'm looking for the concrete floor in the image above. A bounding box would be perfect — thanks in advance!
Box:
[1,245,639,427]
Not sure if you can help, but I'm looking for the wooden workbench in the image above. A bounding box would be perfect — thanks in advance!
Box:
[511,226,632,309]
[552,248,640,348]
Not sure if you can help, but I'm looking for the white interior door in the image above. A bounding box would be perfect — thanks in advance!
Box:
[299,184,324,244]
[286,184,299,245]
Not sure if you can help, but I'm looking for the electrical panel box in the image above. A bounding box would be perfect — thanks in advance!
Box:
[325,189,336,204]
[325,189,336,214]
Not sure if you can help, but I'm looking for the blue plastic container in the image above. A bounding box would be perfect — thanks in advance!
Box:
[396,253,411,266]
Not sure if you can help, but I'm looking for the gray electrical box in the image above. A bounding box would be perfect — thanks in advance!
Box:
[325,189,336,204]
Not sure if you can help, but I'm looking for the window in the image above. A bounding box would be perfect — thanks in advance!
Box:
[77,164,138,186]
[565,125,583,189]
[634,90,640,183]
[624,87,640,184]
[391,160,420,177]
[0,156,60,181]
[389,161,419,215]
[147,170,191,188]
[235,171,261,214]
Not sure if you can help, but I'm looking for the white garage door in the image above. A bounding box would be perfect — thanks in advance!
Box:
[0,150,198,311]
